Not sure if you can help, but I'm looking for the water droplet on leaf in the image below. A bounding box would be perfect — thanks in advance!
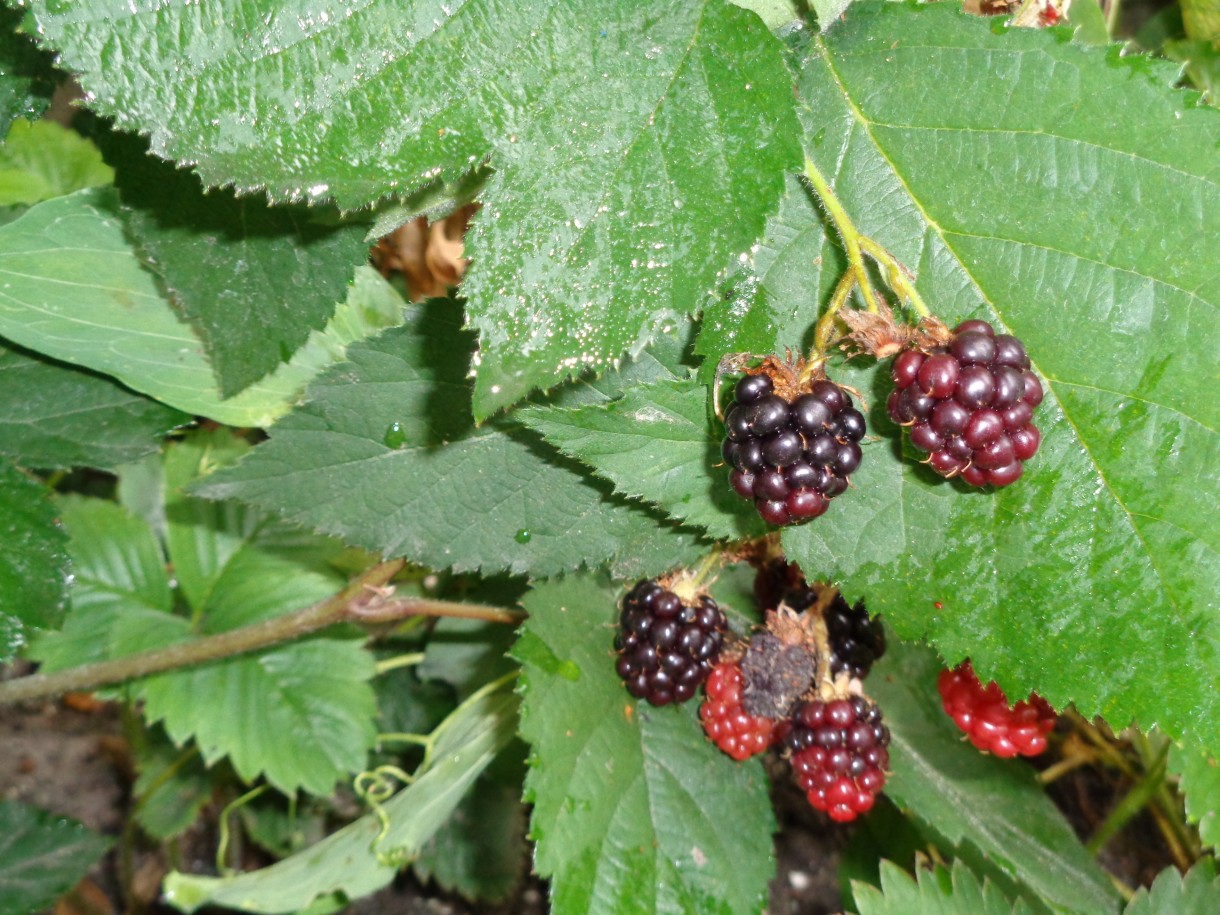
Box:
[383,422,407,449]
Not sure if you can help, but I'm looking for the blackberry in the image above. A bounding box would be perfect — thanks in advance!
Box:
[614,579,727,706]
[784,696,890,822]
[938,661,1056,758]
[700,661,776,760]
[886,319,1043,487]
[722,365,865,526]
[825,595,886,680]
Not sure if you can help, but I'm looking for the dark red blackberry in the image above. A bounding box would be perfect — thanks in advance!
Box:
[938,661,1056,758]
[722,363,865,526]
[614,579,727,706]
[825,595,885,680]
[785,696,890,822]
[886,319,1043,487]
[700,661,776,760]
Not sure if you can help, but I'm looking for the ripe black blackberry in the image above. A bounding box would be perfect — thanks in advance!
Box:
[721,362,866,526]
[614,579,727,706]
[784,696,890,822]
[887,319,1043,487]
[825,594,885,680]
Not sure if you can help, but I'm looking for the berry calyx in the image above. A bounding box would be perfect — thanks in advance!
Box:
[700,661,777,761]
[615,579,727,706]
[937,660,1056,758]
[721,358,865,526]
[886,319,1043,487]
[784,696,890,822]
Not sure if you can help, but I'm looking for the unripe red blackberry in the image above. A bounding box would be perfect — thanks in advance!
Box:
[887,319,1043,487]
[937,661,1056,758]
[700,661,777,760]
[784,696,890,822]
[615,580,727,706]
[722,362,865,526]
[825,595,886,680]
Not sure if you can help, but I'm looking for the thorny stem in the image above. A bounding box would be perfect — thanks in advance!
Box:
[0,559,524,706]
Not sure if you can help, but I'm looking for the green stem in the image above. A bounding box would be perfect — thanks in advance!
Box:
[216,785,268,874]
[0,560,523,705]
[812,269,860,359]
[1086,741,1168,856]
[858,237,931,318]
[374,652,427,675]
[803,155,882,317]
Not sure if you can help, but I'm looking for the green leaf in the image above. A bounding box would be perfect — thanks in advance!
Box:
[412,745,528,903]
[197,301,705,579]
[0,189,405,426]
[811,0,856,30]
[460,2,800,416]
[869,641,1121,914]
[1169,735,1220,851]
[131,729,216,842]
[729,0,803,29]
[513,574,775,915]
[0,8,54,138]
[112,136,370,396]
[0,456,68,662]
[852,860,1033,915]
[519,376,766,541]
[32,437,381,796]
[142,638,378,796]
[27,494,175,674]
[20,0,800,417]
[163,681,519,914]
[0,344,187,470]
[694,2,1220,755]
[0,119,113,206]
[1123,860,1220,915]
[140,432,378,796]
[0,800,112,915]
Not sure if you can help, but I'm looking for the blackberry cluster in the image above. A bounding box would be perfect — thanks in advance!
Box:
[722,373,865,525]
[938,661,1056,758]
[887,319,1043,487]
[825,594,886,680]
[783,697,890,823]
[699,661,776,761]
[614,580,727,706]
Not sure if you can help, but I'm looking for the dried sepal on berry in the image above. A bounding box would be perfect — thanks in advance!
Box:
[839,300,951,360]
